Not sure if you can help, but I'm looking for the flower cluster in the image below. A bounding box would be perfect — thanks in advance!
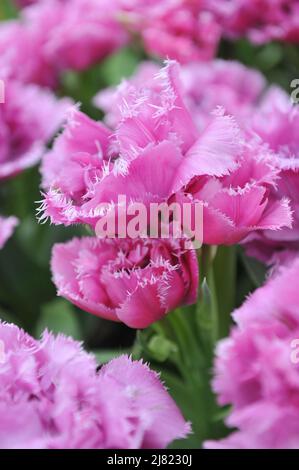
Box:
[39,60,294,326]
[210,0,299,44]
[12,0,299,75]
[3,0,299,451]
[41,62,291,242]
[95,59,266,131]
[118,0,221,63]
[96,59,299,267]
[1,0,129,88]
[0,321,189,449]
[2,0,221,89]
[205,257,299,449]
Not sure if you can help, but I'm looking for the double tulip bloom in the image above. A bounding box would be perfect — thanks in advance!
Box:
[41,61,293,327]
[206,257,299,449]
[52,237,198,328]
[41,61,291,240]
[0,322,189,448]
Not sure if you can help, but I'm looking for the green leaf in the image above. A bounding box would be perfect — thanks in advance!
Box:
[212,405,231,423]
[0,0,18,20]
[256,43,283,71]
[240,249,267,288]
[197,278,213,330]
[35,299,82,340]
[196,278,215,358]
[147,335,178,362]
[0,238,55,329]
[99,47,142,86]
[0,308,23,328]
[16,215,84,268]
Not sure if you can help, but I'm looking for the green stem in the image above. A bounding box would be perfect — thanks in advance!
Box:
[213,246,236,339]
[197,245,219,342]
[136,244,235,445]
[162,307,218,443]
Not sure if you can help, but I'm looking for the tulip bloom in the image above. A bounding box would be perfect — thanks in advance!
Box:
[245,87,299,265]
[120,0,220,63]
[0,0,129,88]
[205,257,299,449]
[0,80,70,180]
[40,61,292,245]
[51,236,198,328]
[0,321,190,448]
[210,0,299,44]
[94,60,266,131]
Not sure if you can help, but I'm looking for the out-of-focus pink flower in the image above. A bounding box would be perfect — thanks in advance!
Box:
[0,216,18,249]
[14,0,68,6]
[205,257,299,449]
[0,18,58,89]
[252,87,299,155]
[51,236,198,328]
[0,321,190,449]
[119,0,220,63]
[14,0,38,7]
[210,0,299,43]
[0,80,70,180]
[14,0,220,64]
[244,87,299,265]
[180,60,265,131]
[95,59,266,131]
[1,0,129,87]
[41,61,292,245]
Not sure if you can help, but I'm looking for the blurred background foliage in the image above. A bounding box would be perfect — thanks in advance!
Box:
[0,0,296,447]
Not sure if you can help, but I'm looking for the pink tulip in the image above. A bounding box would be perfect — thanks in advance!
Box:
[205,256,299,449]
[51,236,198,328]
[0,0,129,88]
[0,80,71,180]
[39,109,114,225]
[210,0,299,43]
[95,59,266,131]
[121,0,221,63]
[0,321,190,448]
[244,87,299,265]
[179,59,265,131]
[42,61,292,246]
